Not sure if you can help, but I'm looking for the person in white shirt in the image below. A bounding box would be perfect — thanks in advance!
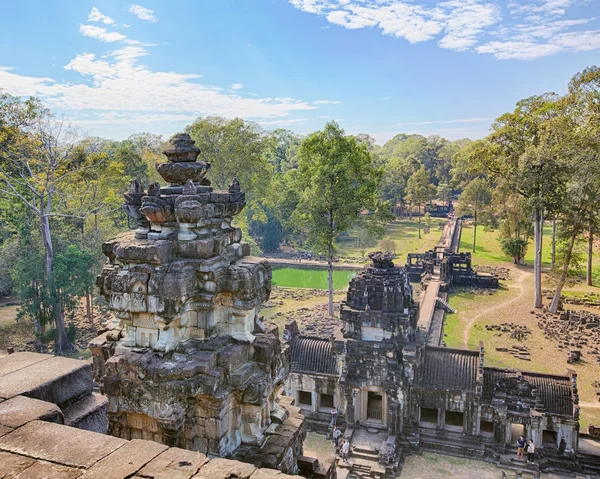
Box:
[341,439,350,461]
[527,440,536,464]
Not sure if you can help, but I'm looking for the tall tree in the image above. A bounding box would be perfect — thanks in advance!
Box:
[469,95,566,308]
[406,167,435,239]
[548,67,600,311]
[457,178,492,252]
[293,122,386,317]
[0,92,94,354]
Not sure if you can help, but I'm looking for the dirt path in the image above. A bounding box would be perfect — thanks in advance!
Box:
[461,269,531,348]
[580,402,600,409]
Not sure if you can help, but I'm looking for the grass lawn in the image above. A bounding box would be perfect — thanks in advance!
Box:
[459,222,554,267]
[336,219,443,260]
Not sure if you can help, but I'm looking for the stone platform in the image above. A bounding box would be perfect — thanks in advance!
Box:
[0,351,297,478]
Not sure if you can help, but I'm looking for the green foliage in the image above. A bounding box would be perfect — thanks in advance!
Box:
[293,121,385,254]
[499,238,529,264]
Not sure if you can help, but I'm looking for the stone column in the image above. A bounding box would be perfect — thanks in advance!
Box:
[311,390,319,413]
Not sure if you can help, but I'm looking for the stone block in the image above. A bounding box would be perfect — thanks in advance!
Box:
[63,393,108,433]
[0,357,92,407]
[0,395,63,428]
[136,447,207,479]
[115,241,173,265]
[0,451,36,477]
[0,421,126,469]
[80,439,168,479]
[192,458,256,479]
[0,424,12,437]
[16,461,83,479]
[177,239,215,259]
[0,352,51,378]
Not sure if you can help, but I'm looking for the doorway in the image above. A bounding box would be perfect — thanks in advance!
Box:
[367,391,383,421]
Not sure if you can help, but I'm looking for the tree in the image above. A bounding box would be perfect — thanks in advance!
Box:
[457,178,492,252]
[469,95,566,309]
[293,122,386,317]
[0,92,94,354]
[547,67,600,312]
[406,167,435,239]
[378,236,397,254]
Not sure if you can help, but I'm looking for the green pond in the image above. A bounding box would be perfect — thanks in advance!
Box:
[271,267,356,290]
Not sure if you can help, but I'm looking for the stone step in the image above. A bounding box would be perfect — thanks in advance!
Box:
[353,445,379,455]
[0,354,92,408]
[351,451,380,461]
[63,393,108,433]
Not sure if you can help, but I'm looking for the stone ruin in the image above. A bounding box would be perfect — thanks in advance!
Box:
[89,133,305,473]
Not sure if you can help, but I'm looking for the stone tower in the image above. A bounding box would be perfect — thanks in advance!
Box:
[91,134,304,472]
[337,252,418,434]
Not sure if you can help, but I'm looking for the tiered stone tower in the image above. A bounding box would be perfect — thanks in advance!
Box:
[337,252,418,435]
[90,134,304,472]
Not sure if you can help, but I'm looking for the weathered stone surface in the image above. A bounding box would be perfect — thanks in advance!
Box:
[16,461,83,479]
[80,439,168,479]
[0,421,126,468]
[136,447,207,479]
[0,356,91,406]
[0,395,62,428]
[0,424,12,437]
[63,392,108,433]
[192,458,256,479]
[0,451,36,477]
[0,352,51,378]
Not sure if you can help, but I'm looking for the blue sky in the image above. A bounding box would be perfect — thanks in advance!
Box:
[1,0,599,144]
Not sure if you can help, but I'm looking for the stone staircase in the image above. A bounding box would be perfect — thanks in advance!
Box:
[0,352,107,433]
[436,296,456,313]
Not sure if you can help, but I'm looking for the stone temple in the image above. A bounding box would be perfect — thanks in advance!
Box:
[90,134,304,472]
[286,251,585,477]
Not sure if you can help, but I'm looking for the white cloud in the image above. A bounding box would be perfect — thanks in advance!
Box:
[289,0,600,60]
[79,24,127,42]
[88,7,115,25]
[128,4,157,23]
[0,24,316,133]
[314,100,342,104]
[381,96,392,100]
[231,83,243,90]
[122,24,131,28]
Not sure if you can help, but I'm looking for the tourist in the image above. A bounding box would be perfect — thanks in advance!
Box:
[527,440,535,464]
[516,435,525,460]
[333,426,341,447]
[331,407,338,426]
[341,439,350,462]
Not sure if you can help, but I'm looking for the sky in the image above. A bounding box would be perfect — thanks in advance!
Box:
[1,0,599,144]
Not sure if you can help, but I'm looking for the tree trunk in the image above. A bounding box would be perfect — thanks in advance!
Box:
[418,205,421,239]
[550,230,578,313]
[473,211,477,253]
[327,240,334,318]
[533,207,543,309]
[40,213,74,355]
[86,289,93,328]
[551,217,556,270]
[587,227,594,286]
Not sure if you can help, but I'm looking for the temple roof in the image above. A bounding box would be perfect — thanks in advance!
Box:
[417,346,479,391]
[484,367,574,416]
[290,336,338,376]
